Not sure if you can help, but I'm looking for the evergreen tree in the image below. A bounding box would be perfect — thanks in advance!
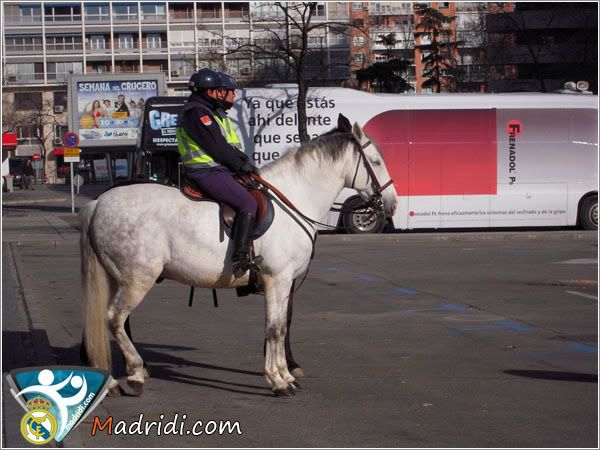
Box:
[414,3,458,93]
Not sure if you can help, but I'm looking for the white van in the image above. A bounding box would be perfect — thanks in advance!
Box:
[229,87,598,231]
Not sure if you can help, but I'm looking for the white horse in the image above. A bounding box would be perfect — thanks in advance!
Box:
[80,117,397,397]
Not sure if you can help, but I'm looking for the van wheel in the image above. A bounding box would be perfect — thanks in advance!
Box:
[341,196,386,234]
[579,196,598,230]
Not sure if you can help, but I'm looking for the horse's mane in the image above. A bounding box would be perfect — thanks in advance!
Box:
[261,131,358,177]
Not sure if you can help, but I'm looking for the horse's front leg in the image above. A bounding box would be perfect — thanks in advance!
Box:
[284,282,304,378]
[263,275,297,397]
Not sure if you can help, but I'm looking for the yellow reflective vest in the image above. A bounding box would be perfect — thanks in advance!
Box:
[177,111,243,169]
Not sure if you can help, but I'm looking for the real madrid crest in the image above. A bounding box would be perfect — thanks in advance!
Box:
[20,396,58,445]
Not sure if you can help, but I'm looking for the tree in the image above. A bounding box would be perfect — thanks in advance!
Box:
[206,2,363,144]
[356,59,411,93]
[2,93,66,181]
[414,3,459,93]
[377,33,398,61]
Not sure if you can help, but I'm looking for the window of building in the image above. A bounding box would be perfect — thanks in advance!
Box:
[53,92,68,109]
[55,124,68,141]
[353,35,365,47]
[19,5,42,22]
[439,2,450,8]
[113,3,138,21]
[44,4,81,21]
[353,53,364,63]
[47,35,83,52]
[85,4,110,21]
[118,34,135,49]
[352,18,364,27]
[89,35,107,50]
[15,92,43,111]
[47,62,84,82]
[169,30,194,48]
[87,63,111,74]
[352,2,364,10]
[146,34,162,49]
[314,4,325,16]
[5,63,43,82]
[16,124,43,140]
[141,3,166,20]
[375,54,386,63]
[5,36,42,53]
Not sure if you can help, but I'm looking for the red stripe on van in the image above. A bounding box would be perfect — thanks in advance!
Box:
[364,109,497,196]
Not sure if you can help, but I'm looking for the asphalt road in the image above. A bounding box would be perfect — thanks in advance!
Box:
[2,225,597,448]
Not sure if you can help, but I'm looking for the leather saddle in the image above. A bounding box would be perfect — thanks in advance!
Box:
[181,175,274,240]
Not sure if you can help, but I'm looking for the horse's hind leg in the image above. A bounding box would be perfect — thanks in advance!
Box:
[107,282,152,396]
[284,282,304,378]
[263,275,297,397]
[124,318,151,378]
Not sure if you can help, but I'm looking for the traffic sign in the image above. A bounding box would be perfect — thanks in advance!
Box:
[63,131,80,148]
[33,153,40,161]
[64,147,81,163]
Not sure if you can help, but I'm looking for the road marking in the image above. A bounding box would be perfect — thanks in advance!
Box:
[567,343,598,353]
[356,274,377,282]
[556,258,598,264]
[565,290,598,300]
[392,287,417,295]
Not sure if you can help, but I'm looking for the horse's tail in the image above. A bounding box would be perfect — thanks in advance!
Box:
[80,200,113,371]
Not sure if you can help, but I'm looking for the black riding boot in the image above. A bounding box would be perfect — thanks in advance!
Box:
[232,212,261,278]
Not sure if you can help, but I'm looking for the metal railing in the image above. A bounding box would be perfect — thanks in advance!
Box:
[4,73,45,83]
[197,10,221,21]
[44,14,81,23]
[5,44,44,54]
[46,43,84,53]
[4,15,42,24]
[141,13,167,22]
[169,10,194,21]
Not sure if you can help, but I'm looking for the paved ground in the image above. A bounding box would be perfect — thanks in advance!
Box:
[2,183,598,448]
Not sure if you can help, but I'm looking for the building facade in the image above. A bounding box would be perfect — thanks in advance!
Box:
[1,1,351,183]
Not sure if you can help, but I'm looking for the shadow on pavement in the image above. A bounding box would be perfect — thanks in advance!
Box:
[504,369,597,383]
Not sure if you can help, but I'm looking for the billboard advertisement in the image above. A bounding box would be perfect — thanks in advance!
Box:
[68,74,166,149]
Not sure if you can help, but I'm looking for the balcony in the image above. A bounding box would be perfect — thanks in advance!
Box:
[44,14,82,24]
[197,10,221,22]
[4,73,45,84]
[4,15,42,25]
[4,44,44,55]
[113,14,138,24]
[84,13,110,24]
[142,46,169,54]
[225,10,249,22]
[87,46,112,55]
[169,10,194,22]
[46,43,84,54]
[16,139,44,157]
[141,13,167,23]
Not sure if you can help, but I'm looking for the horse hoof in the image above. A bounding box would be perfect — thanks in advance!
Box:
[274,387,295,398]
[108,383,124,397]
[143,366,151,378]
[127,379,144,397]
[291,367,305,378]
[290,381,301,390]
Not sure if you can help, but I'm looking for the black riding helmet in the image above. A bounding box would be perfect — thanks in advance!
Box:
[217,72,240,90]
[188,68,223,93]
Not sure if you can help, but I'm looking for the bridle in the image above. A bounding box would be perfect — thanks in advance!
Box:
[250,136,394,234]
[350,139,394,219]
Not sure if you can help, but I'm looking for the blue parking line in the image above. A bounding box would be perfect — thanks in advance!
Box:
[327,267,344,272]
[567,343,598,353]
[357,274,378,282]
[392,287,417,295]
[495,320,531,332]
[439,303,468,312]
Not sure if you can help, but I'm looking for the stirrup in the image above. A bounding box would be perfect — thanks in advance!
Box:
[250,255,263,272]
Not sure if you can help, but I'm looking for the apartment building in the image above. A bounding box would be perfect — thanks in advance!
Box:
[1,1,351,183]
[347,1,514,93]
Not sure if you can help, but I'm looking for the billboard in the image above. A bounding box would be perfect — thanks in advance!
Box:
[68,74,166,149]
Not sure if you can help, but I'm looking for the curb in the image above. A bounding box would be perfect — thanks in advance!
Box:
[3,198,69,205]
[321,230,598,242]
[6,243,84,448]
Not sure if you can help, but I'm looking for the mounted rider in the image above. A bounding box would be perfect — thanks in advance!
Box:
[177,68,261,277]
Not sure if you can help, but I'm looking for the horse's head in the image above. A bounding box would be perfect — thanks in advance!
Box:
[342,115,397,219]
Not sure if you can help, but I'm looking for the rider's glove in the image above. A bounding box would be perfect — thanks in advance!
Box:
[239,159,258,176]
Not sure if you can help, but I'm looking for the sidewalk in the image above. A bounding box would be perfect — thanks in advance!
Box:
[2,182,110,243]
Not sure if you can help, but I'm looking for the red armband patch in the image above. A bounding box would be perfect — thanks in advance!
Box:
[200,115,212,126]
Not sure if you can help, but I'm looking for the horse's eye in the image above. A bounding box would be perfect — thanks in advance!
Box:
[371,159,381,167]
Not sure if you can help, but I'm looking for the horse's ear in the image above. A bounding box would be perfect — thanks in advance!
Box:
[337,114,352,133]
[352,122,365,143]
